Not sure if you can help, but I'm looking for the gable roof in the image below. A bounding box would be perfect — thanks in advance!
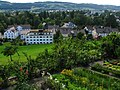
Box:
[58,28,85,36]
[61,22,77,29]
[95,27,119,33]
[8,24,31,30]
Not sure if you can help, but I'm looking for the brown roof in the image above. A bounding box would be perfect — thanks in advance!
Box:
[29,29,52,33]
[8,24,31,30]
[20,30,30,35]
[58,28,84,36]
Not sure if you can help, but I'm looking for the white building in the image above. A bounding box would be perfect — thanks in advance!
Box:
[3,25,54,44]
[4,27,19,39]
[4,25,31,39]
[25,29,53,44]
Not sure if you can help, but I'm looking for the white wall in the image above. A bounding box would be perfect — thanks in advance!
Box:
[4,30,19,39]
[25,34,53,44]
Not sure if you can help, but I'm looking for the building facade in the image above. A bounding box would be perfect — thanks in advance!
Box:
[4,27,19,39]
[25,29,53,44]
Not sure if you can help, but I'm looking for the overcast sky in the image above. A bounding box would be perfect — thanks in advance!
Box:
[3,0,120,6]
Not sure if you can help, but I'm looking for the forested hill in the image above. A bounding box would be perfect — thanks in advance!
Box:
[0,1,120,11]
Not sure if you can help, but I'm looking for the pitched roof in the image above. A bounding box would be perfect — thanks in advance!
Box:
[61,22,77,29]
[58,28,84,36]
[95,27,119,33]
[84,26,119,34]
[8,24,31,30]
[20,30,30,35]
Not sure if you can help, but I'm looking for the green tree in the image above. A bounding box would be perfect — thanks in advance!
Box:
[1,46,18,61]
[53,30,63,43]
[0,23,4,34]
[38,23,43,29]
[105,14,118,28]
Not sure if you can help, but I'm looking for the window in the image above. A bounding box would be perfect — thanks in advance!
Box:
[50,36,52,38]
[46,36,48,38]
[43,39,45,41]
[40,36,42,38]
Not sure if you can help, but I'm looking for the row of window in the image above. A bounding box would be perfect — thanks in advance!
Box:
[32,32,51,35]
[4,33,14,36]
[4,35,14,38]
[28,42,52,44]
[26,36,52,38]
[26,39,52,41]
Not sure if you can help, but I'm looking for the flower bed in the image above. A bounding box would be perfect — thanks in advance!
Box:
[44,68,120,90]
[91,62,120,78]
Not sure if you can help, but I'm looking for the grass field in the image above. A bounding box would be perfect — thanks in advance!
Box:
[0,43,54,65]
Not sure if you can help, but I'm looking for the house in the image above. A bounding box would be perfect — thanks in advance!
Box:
[8,25,31,31]
[58,28,84,37]
[84,26,119,37]
[84,26,92,35]
[4,25,31,39]
[95,26,119,37]
[43,23,48,30]
[4,27,19,39]
[61,22,77,29]
[48,25,59,34]
[25,29,53,44]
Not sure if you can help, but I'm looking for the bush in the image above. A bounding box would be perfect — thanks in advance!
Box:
[15,82,39,90]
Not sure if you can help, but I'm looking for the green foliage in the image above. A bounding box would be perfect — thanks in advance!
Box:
[0,65,11,88]
[73,68,120,90]
[15,82,39,90]
[53,30,63,43]
[46,68,120,90]
[76,32,84,40]
[105,14,118,28]
[0,23,4,34]
[92,62,120,78]
[38,23,43,29]
[101,32,120,59]
[1,45,18,61]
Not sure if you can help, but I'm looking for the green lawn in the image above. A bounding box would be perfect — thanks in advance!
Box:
[0,44,54,65]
